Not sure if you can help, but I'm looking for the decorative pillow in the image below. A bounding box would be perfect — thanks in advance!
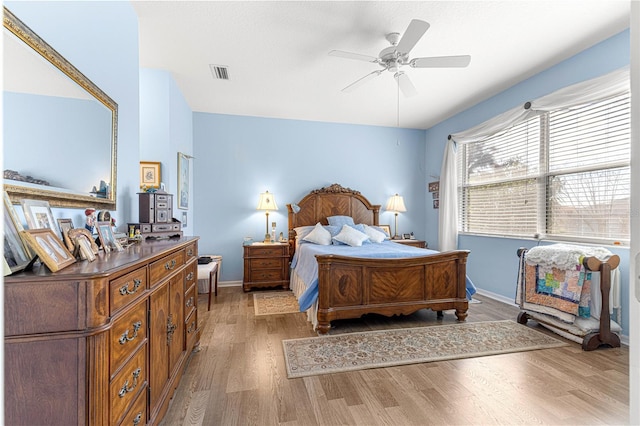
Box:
[327,215,355,228]
[363,224,386,243]
[371,225,390,239]
[302,223,332,245]
[332,224,370,247]
[294,225,316,242]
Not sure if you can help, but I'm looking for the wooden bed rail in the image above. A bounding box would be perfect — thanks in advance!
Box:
[516,247,621,351]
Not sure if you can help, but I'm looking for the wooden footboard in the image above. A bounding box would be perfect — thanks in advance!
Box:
[315,250,470,334]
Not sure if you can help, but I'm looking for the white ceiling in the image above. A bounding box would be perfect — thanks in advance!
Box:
[132,1,630,130]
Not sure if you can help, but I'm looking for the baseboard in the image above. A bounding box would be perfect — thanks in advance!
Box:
[219,280,242,288]
[475,289,630,346]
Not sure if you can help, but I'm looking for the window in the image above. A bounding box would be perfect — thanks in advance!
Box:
[457,93,630,244]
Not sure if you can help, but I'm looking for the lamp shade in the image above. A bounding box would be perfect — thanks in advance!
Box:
[385,194,406,213]
[257,191,278,211]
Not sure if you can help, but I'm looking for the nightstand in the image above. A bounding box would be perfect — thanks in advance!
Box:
[243,242,290,292]
[392,239,427,249]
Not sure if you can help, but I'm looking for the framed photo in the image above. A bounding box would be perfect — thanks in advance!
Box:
[57,218,74,249]
[20,228,76,272]
[140,161,161,189]
[177,152,190,210]
[77,237,96,262]
[378,224,391,238]
[428,181,440,193]
[68,228,99,254]
[402,233,411,240]
[96,221,123,253]
[4,196,32,273]
[433,199,440,209]
[432,191,439,199]
[21,199,58,233]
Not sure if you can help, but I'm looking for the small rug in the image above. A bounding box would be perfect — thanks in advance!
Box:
[253,291,300,316]
[282,320,567,378]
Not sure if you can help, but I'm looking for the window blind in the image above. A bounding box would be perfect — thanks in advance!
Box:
[457,93,630,243]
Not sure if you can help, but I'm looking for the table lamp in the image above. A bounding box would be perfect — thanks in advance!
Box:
[386,194,406,239]
[257,191,278,243]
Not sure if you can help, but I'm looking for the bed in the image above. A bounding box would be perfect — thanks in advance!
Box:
[287,183,472,334]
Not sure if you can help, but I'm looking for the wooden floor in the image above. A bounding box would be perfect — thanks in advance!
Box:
[160,287,629,425]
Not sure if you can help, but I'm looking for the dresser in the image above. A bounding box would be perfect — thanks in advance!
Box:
[4,237,199,426]
[243,242,289,291]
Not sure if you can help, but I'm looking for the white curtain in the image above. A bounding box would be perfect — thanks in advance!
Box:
[438,66,629,250]
[438,139,458,251]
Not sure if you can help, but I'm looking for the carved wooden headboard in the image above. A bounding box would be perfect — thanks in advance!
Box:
[287,184,380,247]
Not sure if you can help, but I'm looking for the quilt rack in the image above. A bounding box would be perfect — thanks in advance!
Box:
[516,247,620,351]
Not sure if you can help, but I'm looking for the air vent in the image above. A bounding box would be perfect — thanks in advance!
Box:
[209,64,230,80]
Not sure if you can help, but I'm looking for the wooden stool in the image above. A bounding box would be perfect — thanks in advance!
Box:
[197,260,218,311]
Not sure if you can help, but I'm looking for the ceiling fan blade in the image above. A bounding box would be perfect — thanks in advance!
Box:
[329,50,379,63]
[410,55,471,68]
[342,70,384,92]
[394,72,418,97]
[395,19,430,55]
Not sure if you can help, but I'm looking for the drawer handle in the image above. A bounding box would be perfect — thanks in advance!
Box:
[118,367,141,398]
[167,314,177,344]
[119,321,142,345]
[186,272,194,281]
[186,296,194,308]
[164,259,177,270]
[133,412,142,426]
[187,248,194,256]
[119,278,142,296]
[187,320,196,334]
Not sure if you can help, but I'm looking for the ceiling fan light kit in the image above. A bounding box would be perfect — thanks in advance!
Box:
[329,19,471,96]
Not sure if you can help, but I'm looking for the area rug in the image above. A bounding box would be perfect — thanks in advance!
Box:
[282,320,567,378]
[253,291,300,316]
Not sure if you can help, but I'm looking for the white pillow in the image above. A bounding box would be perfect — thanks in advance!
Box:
[363,224,386,243]
[333,224,370,247]
[302,223,332,245]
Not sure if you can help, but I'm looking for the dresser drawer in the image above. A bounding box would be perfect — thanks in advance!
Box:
[110,300,147,375]
[185,241,197,260]
[185,308,198,351]
[118,385,147,426]
[110,344,147,425]
[110,267,147,314]
[185,262,196,290]
[150,250,185,284]
[184,284,197,320]
[247,246,287,257]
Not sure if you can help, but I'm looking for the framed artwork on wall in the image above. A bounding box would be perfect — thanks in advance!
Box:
[177,152,190,210]
[140,161,161,189]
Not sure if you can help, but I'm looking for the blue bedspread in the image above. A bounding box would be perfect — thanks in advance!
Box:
[292,241,476,311]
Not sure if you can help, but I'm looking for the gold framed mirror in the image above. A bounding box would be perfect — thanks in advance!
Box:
[3,7,117,209]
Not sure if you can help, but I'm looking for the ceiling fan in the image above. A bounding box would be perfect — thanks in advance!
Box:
[329,19,471,97]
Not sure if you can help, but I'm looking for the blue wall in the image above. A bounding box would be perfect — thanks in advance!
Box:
[193,113,426,282]
[424,29,631,335]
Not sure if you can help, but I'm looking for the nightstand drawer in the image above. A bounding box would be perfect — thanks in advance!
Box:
[246,246,287,257]
[250,257,284,269]
[250,268,285,282]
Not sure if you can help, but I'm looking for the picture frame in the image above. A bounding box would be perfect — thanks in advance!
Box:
[77,236,96,262]
[96,221,123,253]
[402,233,411,240]
[68,228,99,254]
[4,196,32,273]
[433,199,440,209]
[428,181,440,193]
[177,152,190,210]
[21,199,58,234]
[20,228,76,272]
[140,161,161,189]
[378,224,392,238]
[57,218,74,249]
